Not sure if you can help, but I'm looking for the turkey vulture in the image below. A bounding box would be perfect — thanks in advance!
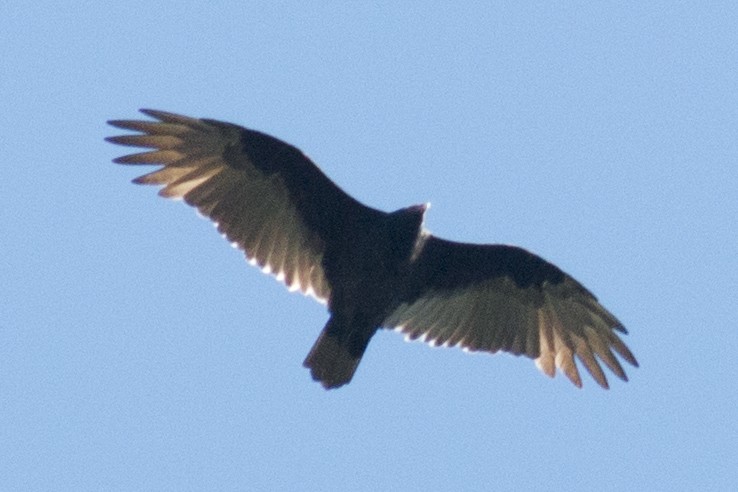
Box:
[107,109,637,390]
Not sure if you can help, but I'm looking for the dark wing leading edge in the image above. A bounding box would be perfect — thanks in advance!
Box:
[383,236,638,389]
[107,109,373,302]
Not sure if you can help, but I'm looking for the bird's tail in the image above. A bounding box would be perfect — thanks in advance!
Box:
[303,318,372,389]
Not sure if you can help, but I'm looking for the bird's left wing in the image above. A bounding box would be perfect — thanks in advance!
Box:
[382,236,638,388]
[107,110,376,302]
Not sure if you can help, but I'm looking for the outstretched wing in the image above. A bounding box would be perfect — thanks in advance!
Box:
[107,109,374,302]
[383,236,638,388]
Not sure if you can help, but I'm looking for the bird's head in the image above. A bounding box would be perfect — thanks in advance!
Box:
[385,203,430,260]
[395,203,430,233]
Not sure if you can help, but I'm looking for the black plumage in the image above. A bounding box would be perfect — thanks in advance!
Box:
[107,110,638,389]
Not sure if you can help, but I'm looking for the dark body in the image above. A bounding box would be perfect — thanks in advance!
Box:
[108,110,638,389]
[306,204,428,387]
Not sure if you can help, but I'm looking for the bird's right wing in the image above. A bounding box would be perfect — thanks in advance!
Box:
[383,236,638,388]
[107,109,379,302]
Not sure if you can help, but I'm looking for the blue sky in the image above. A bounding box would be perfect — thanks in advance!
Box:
[3,2,737,490]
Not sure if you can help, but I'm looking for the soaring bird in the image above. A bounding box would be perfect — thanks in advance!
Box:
[107,110,637,390]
